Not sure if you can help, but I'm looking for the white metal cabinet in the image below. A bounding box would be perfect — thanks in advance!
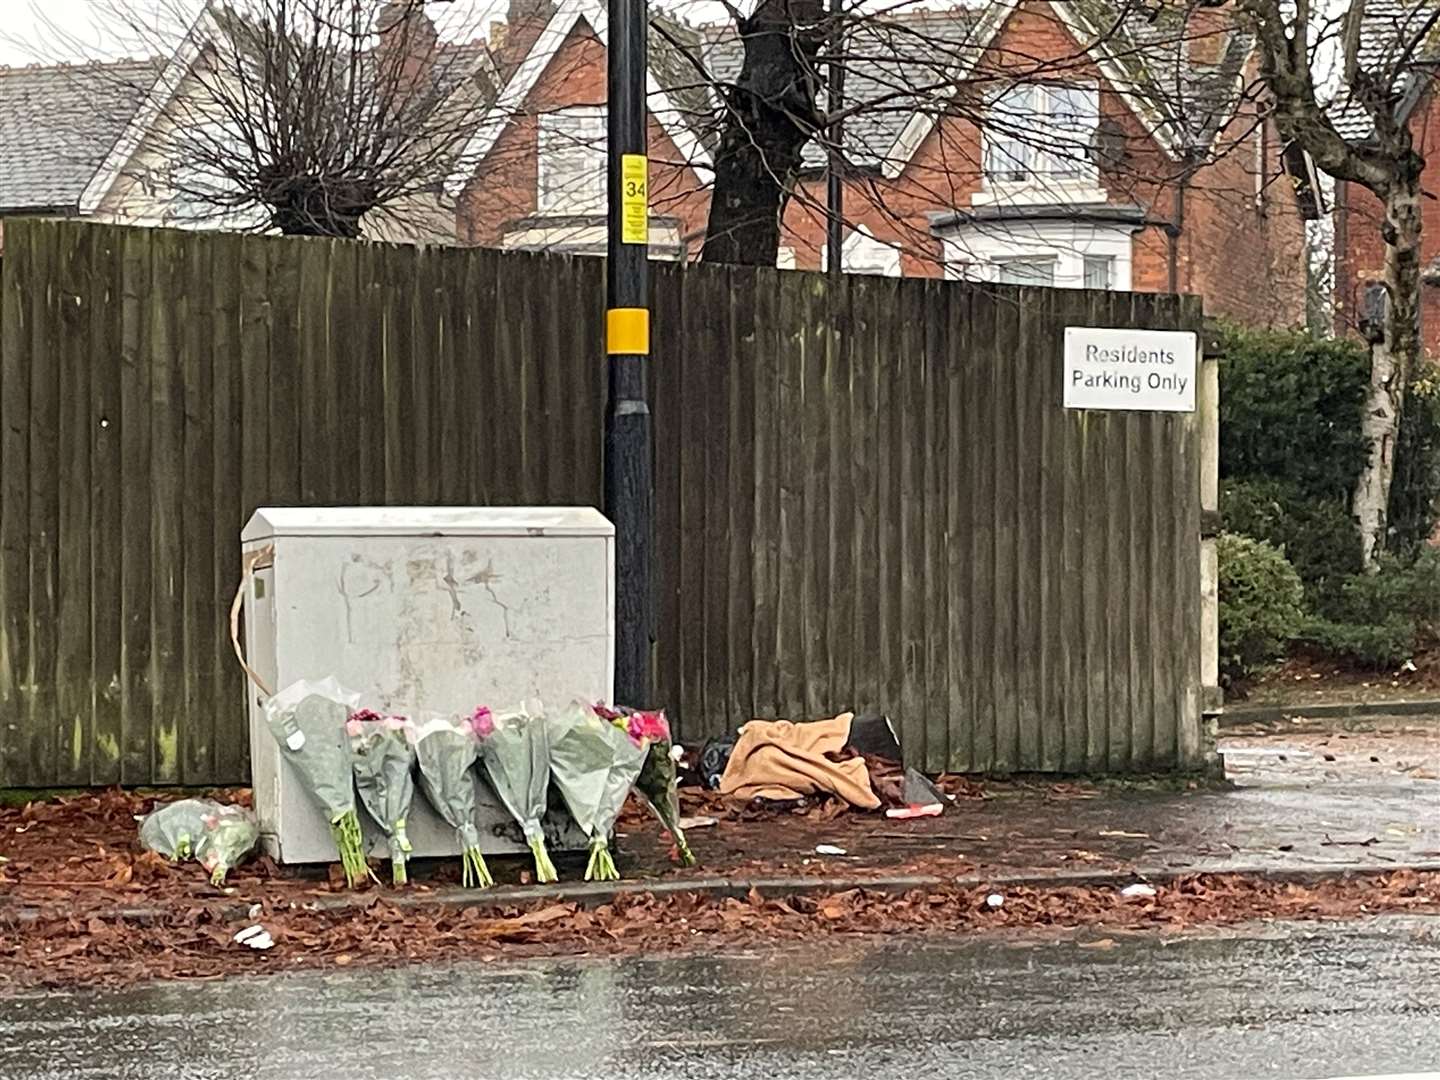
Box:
[241,507,612,863]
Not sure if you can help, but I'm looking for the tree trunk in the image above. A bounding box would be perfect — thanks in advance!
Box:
[1354,173,1423,565]
[702,0,825,266]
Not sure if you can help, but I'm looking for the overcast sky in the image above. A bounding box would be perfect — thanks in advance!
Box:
[0,0,738,66]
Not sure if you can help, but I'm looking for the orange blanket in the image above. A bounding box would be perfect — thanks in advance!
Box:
[718,713,881,809]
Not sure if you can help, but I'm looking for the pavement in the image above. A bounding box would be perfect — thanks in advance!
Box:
[4,915,1440,1079]
[4,718,1439,926]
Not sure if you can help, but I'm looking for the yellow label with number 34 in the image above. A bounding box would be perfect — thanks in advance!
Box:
[621,154,648,245]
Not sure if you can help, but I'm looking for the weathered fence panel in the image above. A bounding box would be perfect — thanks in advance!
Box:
[0,218,1210,787]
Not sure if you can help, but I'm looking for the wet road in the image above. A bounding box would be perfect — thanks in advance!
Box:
[3,917,1439,1080]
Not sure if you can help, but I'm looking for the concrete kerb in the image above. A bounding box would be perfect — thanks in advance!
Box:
[7,862,1440,929]
[1221,699,1440,726]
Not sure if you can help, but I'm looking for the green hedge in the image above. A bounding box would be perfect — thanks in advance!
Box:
[1217,532,1306,683]
[1217,325,1440,675]
[1218,325,1370,504]
[1220,477,1361,590]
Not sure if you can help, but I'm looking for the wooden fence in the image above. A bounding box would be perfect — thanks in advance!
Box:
[0,218,1214,787]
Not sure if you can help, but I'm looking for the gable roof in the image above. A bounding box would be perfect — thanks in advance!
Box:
[677,0,1253,178]
[694,7,988,172]
[1330,0,1440,141]
[0,60,160,213]
[79,4,499,216]
[444,0,714,196]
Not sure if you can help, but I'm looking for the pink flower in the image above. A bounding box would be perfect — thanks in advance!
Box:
[351,709,382,725]
[592,703,625,722]
[633,710,671,743]
[470,706,495,739]
[345,717,364,738]
[383,715,408,732]
[622,710,670,746]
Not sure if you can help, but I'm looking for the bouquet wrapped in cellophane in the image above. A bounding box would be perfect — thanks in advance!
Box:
[265,677,373,887]
[413,714,493,888]
[596,704,697,867]
[473,703,558,883]
[348,710,417,886]
[138,798,259,885]
[547,702,648,882]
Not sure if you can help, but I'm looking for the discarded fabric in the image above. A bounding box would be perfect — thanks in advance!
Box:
[719,714,881,809]
[699,735,737,790]
[1121,883,1157,899]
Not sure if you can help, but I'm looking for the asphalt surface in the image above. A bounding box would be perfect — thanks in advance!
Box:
[3,916,1439,1080]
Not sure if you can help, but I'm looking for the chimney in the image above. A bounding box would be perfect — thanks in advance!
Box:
[507,0,557,27]
[376,0,440,95]
[1185,3,1234,67]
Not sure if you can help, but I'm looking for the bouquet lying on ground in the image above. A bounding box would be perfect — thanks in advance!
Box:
[265,677,372,888]
[349,710,417,886]
[138,798,260,884]
[474,703,558,883]
[596,705,696,867]
[414,714,493,888]
[196,803,261,885]
[547,702,649,882]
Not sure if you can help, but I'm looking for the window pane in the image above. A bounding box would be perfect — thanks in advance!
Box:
[996,258,1055,286]
[1040,85,1099,179]
[1083,254,1114,290]
[984,85,1039,181]
[538,107,606,213]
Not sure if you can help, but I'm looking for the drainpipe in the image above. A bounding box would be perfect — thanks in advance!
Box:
[1163,151,1198,296]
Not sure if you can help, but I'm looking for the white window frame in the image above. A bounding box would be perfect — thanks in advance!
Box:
[937,219,1136,291]
[994,255,1057,286]
[537,105,607,214]
[1082,253,1115,290]
[977,82,1107,207]
[820,225,902,277]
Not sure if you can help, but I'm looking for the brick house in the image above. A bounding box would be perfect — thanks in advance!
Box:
[1332,0,1440,350]
[451,0,1310,326]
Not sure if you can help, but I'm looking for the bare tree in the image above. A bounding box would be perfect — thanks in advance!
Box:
[699,0,826,265]
[1236,0,1438,563]
[39,0,497,238]
[667,0,1284,274]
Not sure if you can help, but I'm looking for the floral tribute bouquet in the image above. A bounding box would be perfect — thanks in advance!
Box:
[196,803,261,885]
[265,677,373,887]
[348,710,418,886]
[595,705,697,868]
[413,714,494,888]
[546,702,648,882]
[473,703,558,883]
[137,798,259,885]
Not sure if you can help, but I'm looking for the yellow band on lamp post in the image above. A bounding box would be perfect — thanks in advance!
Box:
[606,307,650,355]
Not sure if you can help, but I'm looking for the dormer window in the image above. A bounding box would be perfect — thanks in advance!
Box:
[983,83,1100,186]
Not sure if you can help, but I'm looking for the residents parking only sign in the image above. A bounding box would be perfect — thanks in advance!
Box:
[1063,326,1198,412]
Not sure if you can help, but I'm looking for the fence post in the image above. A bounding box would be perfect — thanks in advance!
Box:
[1199,325,1222,719]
